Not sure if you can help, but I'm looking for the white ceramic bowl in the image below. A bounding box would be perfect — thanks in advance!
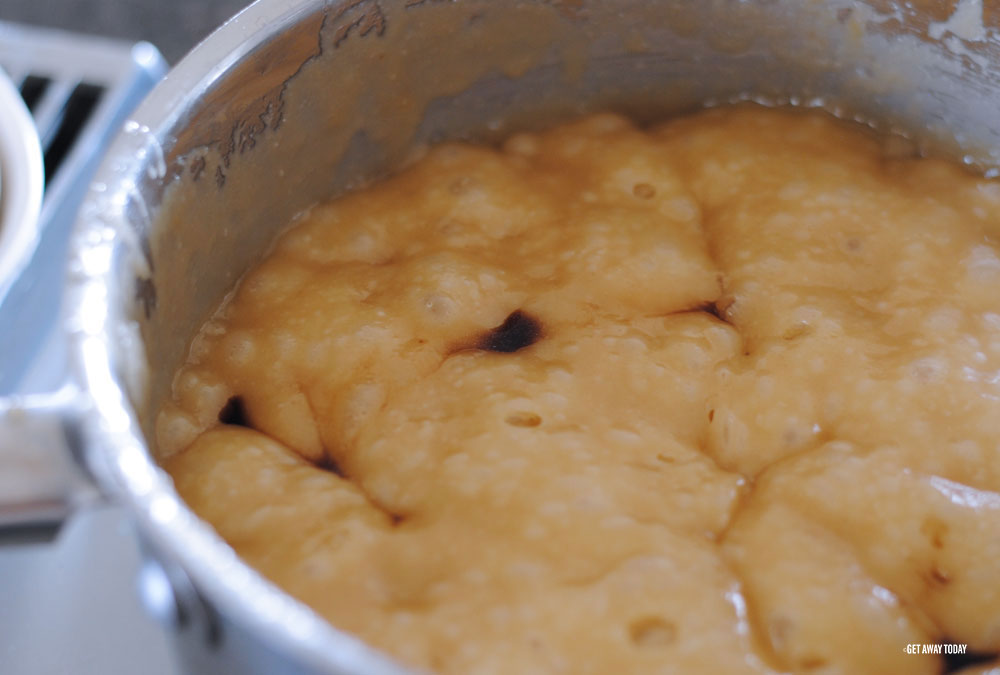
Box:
[0,68,43,301]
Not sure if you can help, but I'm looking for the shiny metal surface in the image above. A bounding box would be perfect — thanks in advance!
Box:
[50,0,1000,672]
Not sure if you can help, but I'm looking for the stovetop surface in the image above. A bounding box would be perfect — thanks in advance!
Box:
[0,7,246,673]
[3,0,251,65]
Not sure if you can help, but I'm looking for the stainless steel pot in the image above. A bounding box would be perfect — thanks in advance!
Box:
[2,0,1000,672]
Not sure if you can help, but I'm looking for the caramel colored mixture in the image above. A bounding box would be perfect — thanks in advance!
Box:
[158,107,1000,674]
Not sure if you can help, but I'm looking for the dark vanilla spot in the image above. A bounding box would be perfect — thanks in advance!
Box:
[782,323,812,341]
[632,182,656,199]
[628,616,677,647]
[478,310,542,353]
[928,566,952,587]
[921,516,948,550]
[798,656,828,670]
[218,396,251,428]
[941,643,998,674]
[506,411,542,427]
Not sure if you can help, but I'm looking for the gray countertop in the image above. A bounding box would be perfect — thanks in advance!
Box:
[3,0,253,64]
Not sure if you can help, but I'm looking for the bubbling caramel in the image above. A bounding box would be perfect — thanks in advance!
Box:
[159,106,1000,674]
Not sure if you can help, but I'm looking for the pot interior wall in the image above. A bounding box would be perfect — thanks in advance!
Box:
[133,0,1000,442]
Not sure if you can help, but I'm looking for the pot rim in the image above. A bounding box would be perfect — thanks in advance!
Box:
[64,1,410,672]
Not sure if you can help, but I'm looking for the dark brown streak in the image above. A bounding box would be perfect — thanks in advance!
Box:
[657,300,734,326]
[690,300,731,324]
[313,453,346,478]
[217,392,404,525]
[309,453,407,526]
[331,0,387,48]
[701,301,725,321]
[308,448,406,527]
[135,277,157,320]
